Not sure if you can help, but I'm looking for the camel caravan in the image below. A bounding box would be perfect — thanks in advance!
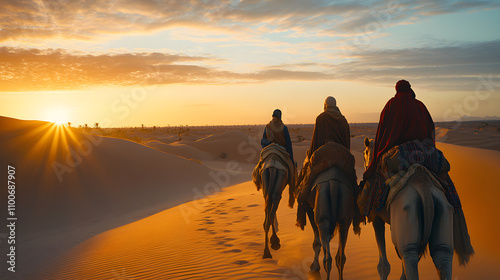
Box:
[252,80,474,280]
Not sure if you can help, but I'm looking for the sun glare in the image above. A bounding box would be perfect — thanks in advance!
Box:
[44,108,70,125]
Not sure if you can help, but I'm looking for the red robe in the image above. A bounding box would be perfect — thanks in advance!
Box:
[363,89,435,180]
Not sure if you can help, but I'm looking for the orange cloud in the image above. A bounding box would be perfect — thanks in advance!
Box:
[0,47,333,91]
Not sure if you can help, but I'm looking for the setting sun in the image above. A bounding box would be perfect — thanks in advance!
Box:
[44,108,70,125]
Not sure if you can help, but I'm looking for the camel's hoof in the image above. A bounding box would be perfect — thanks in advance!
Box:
[307,270,321,280]
[270,235,281,250]
[377,262,390,280]
[310,261,320,272]
[263,250,272,259]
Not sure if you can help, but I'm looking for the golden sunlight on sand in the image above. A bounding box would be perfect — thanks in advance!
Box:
[1,117,499,279]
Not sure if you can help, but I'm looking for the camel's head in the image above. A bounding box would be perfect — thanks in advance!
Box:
[363,137,374,170]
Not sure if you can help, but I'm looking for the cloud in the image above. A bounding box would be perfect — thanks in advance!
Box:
[2,0,497,42]
[248,69,332,81]
[0,47,213,91]
[0,47,333,91]
[2,39,498,91]
[334,40,500,90]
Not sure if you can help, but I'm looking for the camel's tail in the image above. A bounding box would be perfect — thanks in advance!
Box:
[412,170,435,258]
[328,179,340,237]
[453,207,475,265]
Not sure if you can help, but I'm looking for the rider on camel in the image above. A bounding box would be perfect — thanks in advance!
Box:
[363,80,434,182]
[295,97,359,232]
[261,109,294,163]
[361,80,473,265]
[309,96,350,155]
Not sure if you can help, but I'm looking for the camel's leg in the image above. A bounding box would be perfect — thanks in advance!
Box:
[315,181,337,280]
[335,182,353,280]
[429,187,454,280]
[400,263,407,280]
[336,224,348,280]
[373,216,391,280]
[270,169,287,251]
[307,206,322,273]
[390,186,421,280]
[262,168,274,259]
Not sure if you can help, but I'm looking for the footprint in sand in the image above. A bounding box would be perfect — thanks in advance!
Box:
[201,207,215,213]
[230,206,244,213]
[216,241,234,247]
[233,215,250,223]
[243,229,260,235]
[243,242,261,247]
[227,198,234,201]
[247,204,259,207]
[234,260,250,265]
[201,217,215,225]
[223,249,241,253]
[213,235,236,248]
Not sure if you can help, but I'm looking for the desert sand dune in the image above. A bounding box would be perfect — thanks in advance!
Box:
[0,117,218,278]
[6,134,496,279]
[144,140,214,161]
[144,131,264,165]
[437,128,500,151]
[187,131,262,164]
[2,117,499,279]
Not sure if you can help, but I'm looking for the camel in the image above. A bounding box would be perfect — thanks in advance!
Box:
[362,137,455,280]
[363,137,374,170]
[304,166,355,280]
[253,143,296,259]
[261,166,289,259]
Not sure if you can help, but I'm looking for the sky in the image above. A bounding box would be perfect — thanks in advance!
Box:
[1,0,499,126]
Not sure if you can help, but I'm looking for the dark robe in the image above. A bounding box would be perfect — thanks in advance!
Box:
[363,89,435,180]
[261,119,294,162]
[309,107,350,156]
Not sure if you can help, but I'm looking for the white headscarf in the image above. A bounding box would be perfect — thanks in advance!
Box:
[324,96,336,108]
